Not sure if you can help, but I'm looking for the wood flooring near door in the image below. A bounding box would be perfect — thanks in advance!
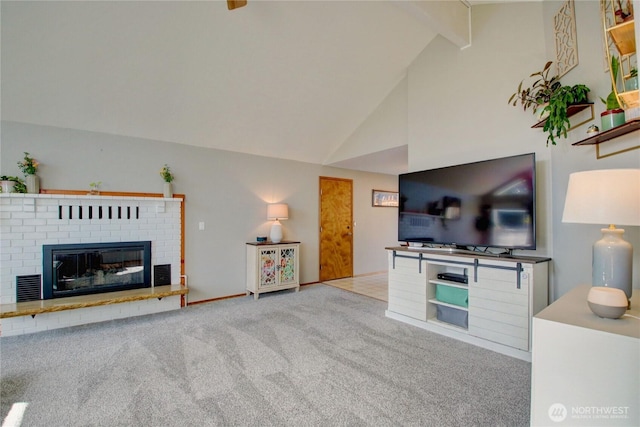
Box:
[322,272,388,302]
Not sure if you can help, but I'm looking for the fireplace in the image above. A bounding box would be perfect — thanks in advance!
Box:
[42,241,152,299]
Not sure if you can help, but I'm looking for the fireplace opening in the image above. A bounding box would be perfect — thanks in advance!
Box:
[42,241,151,299]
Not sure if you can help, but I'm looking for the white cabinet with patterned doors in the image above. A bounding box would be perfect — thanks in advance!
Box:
[246,241,300,300]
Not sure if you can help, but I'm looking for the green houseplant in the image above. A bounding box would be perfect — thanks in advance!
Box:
[509,61,590,145]
[602,56,622,110]
[508,61,561,115]
[160,164,174,198]
[17,152,40,193]
[541,84,590,146]
[600,56,625,131]
[0,175,27,193]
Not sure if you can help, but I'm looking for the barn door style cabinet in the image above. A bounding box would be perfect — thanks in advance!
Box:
[386,247,550,361]
[246,241,300,300]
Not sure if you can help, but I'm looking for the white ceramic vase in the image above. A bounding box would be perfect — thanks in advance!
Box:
[163,182,173,198]
[26,174,40,194]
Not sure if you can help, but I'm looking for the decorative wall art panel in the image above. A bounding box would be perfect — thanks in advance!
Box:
[554,0,579,78]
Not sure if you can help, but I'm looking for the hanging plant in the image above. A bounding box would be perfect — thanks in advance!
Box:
[541,84,591,146]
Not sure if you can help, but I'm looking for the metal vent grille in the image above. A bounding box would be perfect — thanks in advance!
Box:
[154,264,171,286]
[17,274,41,302]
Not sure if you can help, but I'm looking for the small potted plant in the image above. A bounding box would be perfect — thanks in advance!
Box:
[508,61,561,118]
[89,181,102,195]
[17,152,40,193]
[160,164,174,198]
[600,56,625,131]
[0,175,27,193]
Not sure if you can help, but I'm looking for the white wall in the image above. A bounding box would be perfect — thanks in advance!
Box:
[407,2,553,260]
[325,77,408,164]
[544,0,640,300]
[405,1,640,300]
[1,121,398,302]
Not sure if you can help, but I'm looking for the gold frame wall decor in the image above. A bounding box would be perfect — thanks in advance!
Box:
[554,0,579,78]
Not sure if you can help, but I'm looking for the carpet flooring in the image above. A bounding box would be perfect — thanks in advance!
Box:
[0,284,531,426]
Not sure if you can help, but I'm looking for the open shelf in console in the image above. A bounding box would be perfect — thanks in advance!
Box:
[426,261,469,330]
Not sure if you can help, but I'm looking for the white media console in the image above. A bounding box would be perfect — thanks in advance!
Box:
[385,246,550,361]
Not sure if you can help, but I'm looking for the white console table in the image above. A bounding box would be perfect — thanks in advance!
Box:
[530,285,640,426]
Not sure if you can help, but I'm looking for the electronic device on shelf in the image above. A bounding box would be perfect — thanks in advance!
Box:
[398,153,536,251]
[437,272,468,284]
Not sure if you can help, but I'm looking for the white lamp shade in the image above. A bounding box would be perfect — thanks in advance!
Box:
[267,203,289,220]
[562,169,640,226]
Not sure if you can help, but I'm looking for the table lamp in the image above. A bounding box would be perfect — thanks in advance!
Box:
[267,203,288,243]
[562,169,640,304]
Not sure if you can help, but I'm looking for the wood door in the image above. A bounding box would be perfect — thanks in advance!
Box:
[319,177,353,281]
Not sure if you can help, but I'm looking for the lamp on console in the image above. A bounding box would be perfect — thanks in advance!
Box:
[562,169,640,305]
[267,203,289,244]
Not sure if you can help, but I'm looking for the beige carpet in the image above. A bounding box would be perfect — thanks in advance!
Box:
[0,283,530,426]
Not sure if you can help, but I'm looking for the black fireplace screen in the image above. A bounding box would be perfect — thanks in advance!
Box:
[43,241,151,299]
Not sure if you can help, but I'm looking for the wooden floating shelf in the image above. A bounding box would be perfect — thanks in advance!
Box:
[572,119,640,146]
[531,103,594,129]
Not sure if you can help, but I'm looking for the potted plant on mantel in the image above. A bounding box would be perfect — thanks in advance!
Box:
[17,152,40,194]
[509,61,591,146]
[0,175,27,193]
[160,164,174,198]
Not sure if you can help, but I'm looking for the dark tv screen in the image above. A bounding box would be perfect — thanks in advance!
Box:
[398,153,536,250]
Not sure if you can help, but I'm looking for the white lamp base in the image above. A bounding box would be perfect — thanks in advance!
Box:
[270,220,283,243]
[593,226,632,301]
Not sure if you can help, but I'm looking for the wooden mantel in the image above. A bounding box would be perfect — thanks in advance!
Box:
[0,284,189,319]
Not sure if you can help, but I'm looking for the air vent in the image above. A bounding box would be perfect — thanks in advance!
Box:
[17,274,41,302]
[154,264,171,286]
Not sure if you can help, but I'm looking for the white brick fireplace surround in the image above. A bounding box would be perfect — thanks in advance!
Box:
[0,193,183,336]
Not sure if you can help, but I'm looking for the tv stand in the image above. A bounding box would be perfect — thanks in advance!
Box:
[385,246,550,361]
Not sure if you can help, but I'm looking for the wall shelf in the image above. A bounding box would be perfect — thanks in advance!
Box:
[602,3,638,109]
[531,103,594,129]
[572,118,640,145]
[572,118,640,159]
[607,19,636,56]
[619,89,640,109]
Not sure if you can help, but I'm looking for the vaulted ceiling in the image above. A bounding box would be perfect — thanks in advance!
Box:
[1,1,472,175]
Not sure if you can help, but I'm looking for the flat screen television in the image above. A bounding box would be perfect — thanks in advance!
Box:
[398,153,536,251]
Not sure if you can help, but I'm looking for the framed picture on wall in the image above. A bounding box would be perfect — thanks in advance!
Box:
[372,190,399,207]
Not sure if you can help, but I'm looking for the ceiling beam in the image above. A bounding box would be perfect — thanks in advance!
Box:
[398,0,471,49]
